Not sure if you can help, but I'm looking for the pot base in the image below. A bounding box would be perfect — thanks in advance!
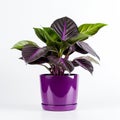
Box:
[42,103,77,111]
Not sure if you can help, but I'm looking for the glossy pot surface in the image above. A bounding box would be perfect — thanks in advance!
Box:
[40,74,78,111]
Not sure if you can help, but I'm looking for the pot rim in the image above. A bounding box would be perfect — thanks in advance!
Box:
[40,74,78,76]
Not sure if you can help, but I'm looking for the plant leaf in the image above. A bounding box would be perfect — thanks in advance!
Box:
[72,58,93,74]
[19,56,49,64]
[43,27,61,42]
[51,16,79,41]
[47,55,60,64]
[76,56,99,65]
[63,45,75,55]
[67,33,89,44]
[74,43,88,54]
[42,27,63,49]
[59,58,74,73]
[47,56,74,73]
[76,41,100,59]
[33,28,47,43]
[78,23,107,36]
[42,27,59,47]
[12,40,38,50]
[28,57,49,64]
[22,45,49,63]
[43,27,69,55]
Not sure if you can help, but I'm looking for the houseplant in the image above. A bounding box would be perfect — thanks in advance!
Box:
[12,17,106,111]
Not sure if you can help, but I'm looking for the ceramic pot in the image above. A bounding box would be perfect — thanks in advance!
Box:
[40,74,78,111]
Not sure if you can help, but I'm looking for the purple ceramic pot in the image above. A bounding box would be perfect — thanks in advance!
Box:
[40,74,78,111]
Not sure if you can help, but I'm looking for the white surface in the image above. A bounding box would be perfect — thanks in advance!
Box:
[0,0,120,119]
[0,104,120,120]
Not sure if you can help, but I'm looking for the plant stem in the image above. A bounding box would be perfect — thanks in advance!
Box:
[65,55,69,60]
[58,49,63,57]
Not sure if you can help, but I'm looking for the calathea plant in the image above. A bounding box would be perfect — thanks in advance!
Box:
[12,17,106,75]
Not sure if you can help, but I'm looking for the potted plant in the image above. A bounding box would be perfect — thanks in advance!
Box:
[12,17,106,111]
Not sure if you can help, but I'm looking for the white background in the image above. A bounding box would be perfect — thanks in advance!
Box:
[0,0,120,119]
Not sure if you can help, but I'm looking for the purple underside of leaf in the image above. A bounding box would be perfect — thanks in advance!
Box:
[29,57,49,64]
[51,17,79,41]
[48,56,74,73]
[76,41,100,59]
[19,56,48,65]
[47,55,60,64]
[75,43,88,54]
[63,45,75,55]
[59,58,74,72]
[22,45,48,63]
[72,58,93,74]
[62,21,66,40]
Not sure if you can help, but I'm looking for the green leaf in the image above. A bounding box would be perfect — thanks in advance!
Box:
[12,40,38,50]
[67,33,89,44]
[78,23,107,36]
[43,27,61,42]
[33,28,47,43]
[42,27,63,51]
[42,27,56,46]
